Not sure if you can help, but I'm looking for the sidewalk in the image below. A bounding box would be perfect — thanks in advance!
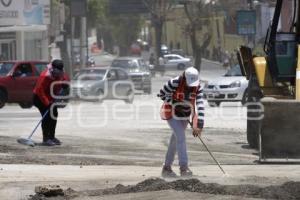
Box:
[1,164,300,199]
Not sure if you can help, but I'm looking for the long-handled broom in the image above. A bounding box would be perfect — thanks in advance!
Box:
[17,109,49,147]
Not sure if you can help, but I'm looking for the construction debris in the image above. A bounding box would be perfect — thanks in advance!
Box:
[100,178,300,200]
[28,178,300,199]
[34,185,64,197]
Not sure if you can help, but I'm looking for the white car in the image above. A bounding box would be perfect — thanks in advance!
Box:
[203,65,248,107]
[163,54,192,70]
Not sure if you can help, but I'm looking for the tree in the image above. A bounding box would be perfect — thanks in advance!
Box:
[109,14,143,55]
[87,0,143,55]
[142,0,176,62]
[182,0,213,71]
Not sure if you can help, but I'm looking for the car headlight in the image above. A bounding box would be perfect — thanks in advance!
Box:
[229,81,241,88]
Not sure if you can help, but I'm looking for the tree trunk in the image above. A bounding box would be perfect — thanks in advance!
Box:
[189,26,202,71]
[194,48,202,71]
[153,17,163,68]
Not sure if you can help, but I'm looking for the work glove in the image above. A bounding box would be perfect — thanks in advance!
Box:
[192,128,202,137]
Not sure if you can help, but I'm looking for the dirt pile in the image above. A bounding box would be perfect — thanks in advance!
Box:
[29,186,77,200]
[98,178,300,200]
[28,178,300,200]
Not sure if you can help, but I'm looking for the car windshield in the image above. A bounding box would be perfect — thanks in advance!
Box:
[224,65,242,77]
[73,69,106,81]
[0,62,14,76]
[111,60,138,70]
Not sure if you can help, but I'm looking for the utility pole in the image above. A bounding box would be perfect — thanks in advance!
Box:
[248,0,255,48]
[70,0,88,76]
[80,16,87,69]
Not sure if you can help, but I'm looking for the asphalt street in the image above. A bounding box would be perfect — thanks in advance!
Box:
[0,59,287,200]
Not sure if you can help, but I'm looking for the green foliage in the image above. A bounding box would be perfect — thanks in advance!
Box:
[87,0,144,54]
[87,0,107,28]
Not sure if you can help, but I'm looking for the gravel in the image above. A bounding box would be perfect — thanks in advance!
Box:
[28,178,300,200]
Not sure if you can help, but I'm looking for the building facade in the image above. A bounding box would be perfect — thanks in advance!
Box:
[0,0,50,61]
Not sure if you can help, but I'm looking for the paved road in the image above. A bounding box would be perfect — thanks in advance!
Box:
[0,59,259,199]
[0,60,248,167]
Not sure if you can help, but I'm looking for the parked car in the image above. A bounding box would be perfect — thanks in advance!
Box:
[170,49,186,57]
[0,61,48,109]
[203,65,248,107]
[163,54,192,70]
[71,67,134,103]
[111,57,152,94]
[161,44,169,55]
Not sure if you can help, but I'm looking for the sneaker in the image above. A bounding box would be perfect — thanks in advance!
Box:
[52,138,62,145]
[42,139,56,146]
[180,166,193,177]
[161,166,177,178]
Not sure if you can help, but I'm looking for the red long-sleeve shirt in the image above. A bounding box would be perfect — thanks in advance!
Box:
[33,69,70,107]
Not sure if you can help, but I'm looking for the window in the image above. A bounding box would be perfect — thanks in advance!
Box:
[117,69,128,80]
[138,60,146,71]
[111,59,138,70]
[107,70,117,80]
[74,69,106,81]
[224,65,242,77]
[165,56,172,60]
[34,63,47,75]
[14,63,33,77]
[0,62,14,76]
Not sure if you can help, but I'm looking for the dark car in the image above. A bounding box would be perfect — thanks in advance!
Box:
[111,57,152,94]
[0,61,48,108]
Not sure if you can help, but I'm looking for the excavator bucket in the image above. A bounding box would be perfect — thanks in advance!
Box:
[259,98,300,162]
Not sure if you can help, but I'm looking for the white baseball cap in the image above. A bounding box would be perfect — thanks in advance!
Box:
[185,67,199,87]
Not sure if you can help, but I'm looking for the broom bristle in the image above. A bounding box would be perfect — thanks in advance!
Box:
[17,138,35,147]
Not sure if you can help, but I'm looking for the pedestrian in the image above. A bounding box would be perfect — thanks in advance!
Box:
[33,59,70,146]
[149,53,155,65]
[159,67,204,177]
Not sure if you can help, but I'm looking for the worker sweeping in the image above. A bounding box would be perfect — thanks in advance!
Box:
[33,59,69,146]
[158,67,204,177]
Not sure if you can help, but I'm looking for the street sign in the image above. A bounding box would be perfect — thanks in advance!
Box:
[236,10,256,35]
[0,0,50,25]
[71,0,87,17]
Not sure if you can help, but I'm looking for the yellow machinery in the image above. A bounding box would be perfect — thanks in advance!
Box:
[239,0,300,162]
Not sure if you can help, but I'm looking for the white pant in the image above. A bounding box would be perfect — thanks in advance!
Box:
[164,118,188,167]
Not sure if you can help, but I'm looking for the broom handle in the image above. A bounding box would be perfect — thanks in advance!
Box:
[188,121,226,175]
[28,109,50,139]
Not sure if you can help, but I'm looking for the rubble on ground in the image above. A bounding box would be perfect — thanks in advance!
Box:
[29,185,77,200]
[95,178,300,200]
[28,178,300,200]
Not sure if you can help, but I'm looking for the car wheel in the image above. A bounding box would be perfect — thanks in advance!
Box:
[0,90,7,109]
[208,101,220,107]
[19,102,33,109]
[95,89,104,103]
[124,90,134,104]
[177,64,185,70]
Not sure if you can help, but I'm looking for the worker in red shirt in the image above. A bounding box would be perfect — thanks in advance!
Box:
[33,59,70,146]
